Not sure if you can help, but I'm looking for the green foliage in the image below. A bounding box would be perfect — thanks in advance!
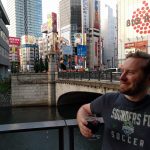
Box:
[0,78,11,93]
[34,58,39,73]
[11,62,19,73]
[39,57,45,72]
[44,55,49,72]
[34,56,49,73]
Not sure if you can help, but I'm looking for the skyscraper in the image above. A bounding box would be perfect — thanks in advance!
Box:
[7,0,42,38]
[59,0,81,45]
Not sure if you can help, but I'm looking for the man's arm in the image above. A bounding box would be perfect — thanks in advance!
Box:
[76,103,93,138]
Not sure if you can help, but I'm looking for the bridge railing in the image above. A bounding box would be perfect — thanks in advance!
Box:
[58,71,121,82]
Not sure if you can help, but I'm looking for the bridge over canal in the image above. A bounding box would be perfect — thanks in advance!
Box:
[10,71,120,107]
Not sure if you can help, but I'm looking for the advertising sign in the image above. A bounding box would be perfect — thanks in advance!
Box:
[74,33,82,45]
[82,33,87,45]
[9,46,20,62]
[9,37,20,46]
[77,45,87,56]
[21,35,36,44]
[47,12,57,33]
[124,40,148,54]
[41,23,48,33]
[81,0,89,33]
[61,25,71,45]
[93,0,100,29]
[52,12,57,33]
[62,45,73,55]
[121,0,150,39]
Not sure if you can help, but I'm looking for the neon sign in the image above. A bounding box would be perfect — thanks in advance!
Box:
[126,1,150,34]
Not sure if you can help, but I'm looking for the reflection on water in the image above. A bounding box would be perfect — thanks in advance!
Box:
[0,104,82,124]
[0,105,103,150]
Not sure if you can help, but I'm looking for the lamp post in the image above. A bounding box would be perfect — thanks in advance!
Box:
[113,42,115,67]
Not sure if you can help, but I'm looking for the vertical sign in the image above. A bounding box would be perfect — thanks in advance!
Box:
[81,0,89,33]
[52,12,57,33]
[94,0,100,29]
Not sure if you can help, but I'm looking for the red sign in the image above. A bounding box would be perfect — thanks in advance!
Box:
[9,37,20,46]
[124,40,148,53]
[52,12,57,33]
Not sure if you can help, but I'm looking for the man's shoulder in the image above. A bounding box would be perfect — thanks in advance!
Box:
[104,92,121,99]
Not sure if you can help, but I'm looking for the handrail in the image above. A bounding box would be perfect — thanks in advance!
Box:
[0,120,66,150]
[0,120,65,133]
[0,118,104,150]
[58,71,121,82]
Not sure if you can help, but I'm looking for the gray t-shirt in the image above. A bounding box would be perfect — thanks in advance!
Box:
[90,92,150,150]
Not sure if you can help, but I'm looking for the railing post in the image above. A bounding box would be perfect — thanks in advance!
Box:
[59,128,64,150]
[68,127,74,150]
[74,72,75,79]
[80,72,82,80]
[98,71,100,81]
[88,71,90,80]
[110,72,112,82]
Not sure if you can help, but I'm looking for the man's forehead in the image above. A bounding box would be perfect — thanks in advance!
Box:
[121,57,147,69]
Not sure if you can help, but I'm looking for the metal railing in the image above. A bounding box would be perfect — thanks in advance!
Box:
[58,71,121,82]
[0,118,104,150]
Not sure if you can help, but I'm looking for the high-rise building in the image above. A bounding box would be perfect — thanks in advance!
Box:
[88,0,101,69]
[59,0,101,69]
[100,2,116,68]
[59,0,82,69]
[0,0,10,79]
[7,0,42,38]
[59,0,81,46]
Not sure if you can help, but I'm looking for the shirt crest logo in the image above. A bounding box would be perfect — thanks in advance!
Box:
[122,121,134,136]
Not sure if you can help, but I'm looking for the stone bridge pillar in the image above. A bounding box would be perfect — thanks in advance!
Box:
[48,52,56,106]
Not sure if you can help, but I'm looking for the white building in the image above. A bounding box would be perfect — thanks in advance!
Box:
[100,2,117,68]
[118,0,150,65]
[6,0,42,38]
[88,0,101,69]
[20,35,39,72]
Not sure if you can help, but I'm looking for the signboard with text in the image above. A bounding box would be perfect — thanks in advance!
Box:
[77,45,87,56]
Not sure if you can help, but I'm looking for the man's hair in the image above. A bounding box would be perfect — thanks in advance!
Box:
[126,51,150,76]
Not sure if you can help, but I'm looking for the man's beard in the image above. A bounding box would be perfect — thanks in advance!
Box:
[119,77,147,96]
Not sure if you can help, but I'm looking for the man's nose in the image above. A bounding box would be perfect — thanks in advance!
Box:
[120,71,127,80]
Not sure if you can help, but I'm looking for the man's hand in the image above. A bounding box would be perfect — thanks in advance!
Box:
[76,104,93,138]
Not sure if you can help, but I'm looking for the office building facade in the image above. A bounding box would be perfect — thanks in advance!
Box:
[59,0,101,69]
[20,35,39,72]
[59,0,81,45]
[7,0,42,38]
[118,0,150,65]
[100,2,116,68]
[0,0,10,78]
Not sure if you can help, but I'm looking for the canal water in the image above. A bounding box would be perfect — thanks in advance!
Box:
[0,105,104,150]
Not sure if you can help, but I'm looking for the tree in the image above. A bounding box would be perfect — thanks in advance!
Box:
[34,58,39,73]
[39,58,45,72]
[44,55,49,72]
